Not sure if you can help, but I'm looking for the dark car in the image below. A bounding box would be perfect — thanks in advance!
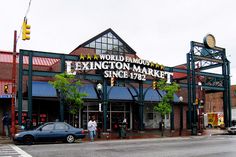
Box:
[14,122,85,145]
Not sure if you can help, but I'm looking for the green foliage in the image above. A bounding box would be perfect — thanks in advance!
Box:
[154,79,180,118]
[49,73,88,115]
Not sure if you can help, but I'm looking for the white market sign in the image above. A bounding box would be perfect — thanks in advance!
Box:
[65,54,173,83]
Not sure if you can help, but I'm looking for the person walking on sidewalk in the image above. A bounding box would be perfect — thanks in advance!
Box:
[88,116,97,142]
[24,117,33,130]
[2,113,10,137]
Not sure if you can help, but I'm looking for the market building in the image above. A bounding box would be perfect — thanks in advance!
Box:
[0,28,232,135]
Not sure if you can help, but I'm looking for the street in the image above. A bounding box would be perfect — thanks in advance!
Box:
[12,135,236,157]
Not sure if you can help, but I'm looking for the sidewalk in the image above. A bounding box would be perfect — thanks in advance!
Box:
[0,128,227,144]
[0,136,12,144]
[91,128,227,142]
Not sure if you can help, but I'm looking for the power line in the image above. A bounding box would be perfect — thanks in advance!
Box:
[24,0,32,18]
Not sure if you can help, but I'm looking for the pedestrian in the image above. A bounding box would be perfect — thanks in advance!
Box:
[24,117,32,130]
[87,116,97,142]
[123,117,127,124]
[2,113,10,137]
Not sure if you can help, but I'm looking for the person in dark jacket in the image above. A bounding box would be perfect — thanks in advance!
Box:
[2,113,10,137]
[24,117,33,130]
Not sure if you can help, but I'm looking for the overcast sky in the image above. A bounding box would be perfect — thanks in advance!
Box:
[0,0,235,84]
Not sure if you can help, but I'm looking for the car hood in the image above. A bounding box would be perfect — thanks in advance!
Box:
[16,130,38,136]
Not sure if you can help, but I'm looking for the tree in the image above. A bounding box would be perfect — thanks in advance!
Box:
[154,79,180,136]
[49,73,88,123]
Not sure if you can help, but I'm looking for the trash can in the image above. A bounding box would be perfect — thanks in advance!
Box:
[192,124,197,135]
[159,122,162,131]
[97,122,102,138]
[159,122,164,131]
[119,122,127,138]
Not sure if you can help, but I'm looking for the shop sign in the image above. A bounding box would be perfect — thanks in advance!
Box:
[65,54,173,83]
[0,94,12,98]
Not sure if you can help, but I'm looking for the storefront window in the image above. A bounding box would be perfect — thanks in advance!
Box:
[144,104,161,129]
[82,102,131,131]
[88,105,99,111]
[111,104,125,111]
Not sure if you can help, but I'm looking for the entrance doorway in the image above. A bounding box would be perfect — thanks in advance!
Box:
[82,102,131,132]
[109,103,130,131]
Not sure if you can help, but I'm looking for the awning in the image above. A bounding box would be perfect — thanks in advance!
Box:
[31,81,179,102]
[107,86,133,101]
[32,81,57,97]
[32,81,98,100]
[143,88,163,102]
[129,87,179,103]
[78,84,98,100]
[32,82,133,101]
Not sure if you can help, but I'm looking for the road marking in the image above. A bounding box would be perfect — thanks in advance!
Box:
[9,145,32,157]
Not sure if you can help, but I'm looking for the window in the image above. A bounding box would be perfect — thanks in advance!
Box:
[147,113,153,120]
[41,124,54,131]
[96,43,101,49]
[55,123,68,130]
[96,49,101,54]
[108,38,112,44]
[113,39,118,45]
[90,41,95,48]
[82,31,136,55]
[102,37,107,43]
[108,44,113,50]
[102,43,107,49]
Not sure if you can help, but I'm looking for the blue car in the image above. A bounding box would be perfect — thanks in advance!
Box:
[14,122,85,145]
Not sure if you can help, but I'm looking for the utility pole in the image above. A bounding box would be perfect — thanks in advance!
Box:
[11,30,17,137]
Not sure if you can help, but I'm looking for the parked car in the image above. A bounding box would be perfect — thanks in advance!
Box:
[228,125,236,135]
[13,122,85,145]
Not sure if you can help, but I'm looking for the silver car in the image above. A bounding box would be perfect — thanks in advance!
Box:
[228,126,236,134]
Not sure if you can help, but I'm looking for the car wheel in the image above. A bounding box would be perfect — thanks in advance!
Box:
[66,135,75,143]
[23,135,34,145]
[208,124,212,128]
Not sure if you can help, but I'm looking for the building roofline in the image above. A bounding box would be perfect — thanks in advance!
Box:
[71,28,137,54]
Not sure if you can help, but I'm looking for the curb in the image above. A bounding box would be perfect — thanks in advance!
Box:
[0,130,228,145]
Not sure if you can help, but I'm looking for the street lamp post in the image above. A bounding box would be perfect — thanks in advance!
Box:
[179,96,183,136]
[192,82,203,135]
[197,82,202,134]
[96,83,103,111]
[96,83,103,95]
[96,83,103,137]
[96,83,104,131]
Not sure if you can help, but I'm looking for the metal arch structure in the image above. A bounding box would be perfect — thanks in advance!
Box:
[186,41,231,132]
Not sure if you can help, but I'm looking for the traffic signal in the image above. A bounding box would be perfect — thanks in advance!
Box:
[111,77,115,86]
[4,84,8,94]
[195,98,199,105]
[152,81,157,90]
[22,19,31,40]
